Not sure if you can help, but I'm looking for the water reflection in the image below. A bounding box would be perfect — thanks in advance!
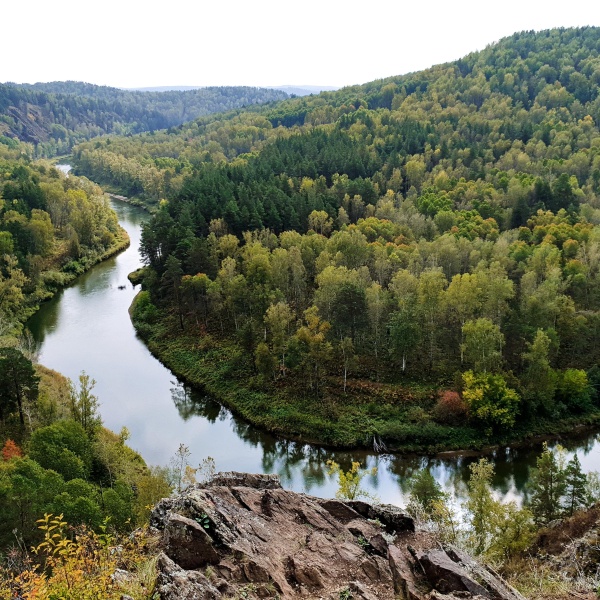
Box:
[173,380,600,505]
[27,197,600,507]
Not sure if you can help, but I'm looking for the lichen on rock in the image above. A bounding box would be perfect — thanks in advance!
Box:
[151,472,525,600]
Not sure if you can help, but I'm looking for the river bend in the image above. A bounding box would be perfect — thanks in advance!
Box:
[26,177,600,506]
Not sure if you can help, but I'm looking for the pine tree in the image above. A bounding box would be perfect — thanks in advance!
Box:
[528,443,567,525]
[563,454,588,516]
[69,372,101,435]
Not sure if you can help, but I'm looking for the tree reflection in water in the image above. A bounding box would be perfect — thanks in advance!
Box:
[170,382,600,506]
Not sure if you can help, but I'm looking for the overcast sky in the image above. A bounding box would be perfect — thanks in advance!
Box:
[3,0,599,89]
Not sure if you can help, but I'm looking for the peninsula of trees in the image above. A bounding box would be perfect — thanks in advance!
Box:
[86,26,600,450]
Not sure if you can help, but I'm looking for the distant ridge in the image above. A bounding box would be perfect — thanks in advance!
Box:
[128,85,339,96]
[0,82,288,154]
[267,85,340,96]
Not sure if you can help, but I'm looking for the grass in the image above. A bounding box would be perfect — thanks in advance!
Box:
[129,299,600,453]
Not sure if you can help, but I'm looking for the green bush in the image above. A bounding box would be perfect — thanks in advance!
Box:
[29,420,93,481]
[556,369,592,412]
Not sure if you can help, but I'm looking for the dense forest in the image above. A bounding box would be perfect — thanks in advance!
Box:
[75,26,600,449]
[0,144,132,331]
[0,82,288,157]
[1,25,600,599]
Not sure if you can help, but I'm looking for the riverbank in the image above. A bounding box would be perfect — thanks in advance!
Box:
[107,193,154,212]
[130,297,600,454]
[19,225,130,326]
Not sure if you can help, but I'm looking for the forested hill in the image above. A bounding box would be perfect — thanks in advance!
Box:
[72,27,600,209]
[0,82,288,156]
[88,26,600,450]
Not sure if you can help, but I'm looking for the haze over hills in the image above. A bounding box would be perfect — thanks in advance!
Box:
[0,81,289,156]
[128,85,339,96]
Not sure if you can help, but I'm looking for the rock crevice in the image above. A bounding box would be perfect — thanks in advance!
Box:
[151,472,525,600]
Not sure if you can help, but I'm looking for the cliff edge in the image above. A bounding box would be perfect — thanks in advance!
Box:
[150,472,525,600]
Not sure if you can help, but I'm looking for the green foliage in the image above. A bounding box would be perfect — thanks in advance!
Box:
[169,443,191,493]
[102,480,135,531]
[50,479,103,530]
[338,588,353,600]
[0,347,39,426]
[521,329,558,416]
[556,369,592,412]
[29,420,93,481]
[131,290,159,324]
[462,371,520,434]
[563,454,588,517]
[69,371,101,434]
[528,443,567,525]
[254,342,276,379]
[0,457,65,544]
[326,460,377,501]
[463,458,535,560]
[464,459,499,555]
[406,469,446,518]
[527,444,594,525]
[461,318,504,373]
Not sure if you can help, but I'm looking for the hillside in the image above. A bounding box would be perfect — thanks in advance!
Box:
[73,27,600,451]
[73,27,600,207]
[0,82,288,156]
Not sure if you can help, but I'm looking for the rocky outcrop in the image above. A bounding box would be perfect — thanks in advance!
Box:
[151,472,526,600]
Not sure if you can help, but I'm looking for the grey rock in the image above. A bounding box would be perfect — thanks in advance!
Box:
[163,514,220,569]
[417,549,490,597]
[157,552,221,600]
[206,471,282,490]
[153,471,521,600]
[346,500,415,533]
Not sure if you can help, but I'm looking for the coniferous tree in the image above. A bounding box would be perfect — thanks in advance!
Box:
[528,444,567,525]
[0,347,39,427]
[563,454,588,516]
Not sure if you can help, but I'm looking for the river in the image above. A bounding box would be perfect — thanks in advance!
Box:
[26,167,600,506]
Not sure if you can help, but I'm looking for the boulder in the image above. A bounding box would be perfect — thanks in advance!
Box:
[163,514,220,569]
[152,472,524,600]
[417,547,526,600]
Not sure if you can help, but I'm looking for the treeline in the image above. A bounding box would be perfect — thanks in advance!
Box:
[0,145,125,331]
[115,27,600,447]
[0,82,288,156]
[73,27,600,218]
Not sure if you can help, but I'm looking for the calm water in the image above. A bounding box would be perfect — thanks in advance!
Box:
[27,175,600,506]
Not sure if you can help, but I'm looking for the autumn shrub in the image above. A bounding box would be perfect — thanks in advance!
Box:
[1,439,22,461]
[0,514,159,600]
[433,390,468,425]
